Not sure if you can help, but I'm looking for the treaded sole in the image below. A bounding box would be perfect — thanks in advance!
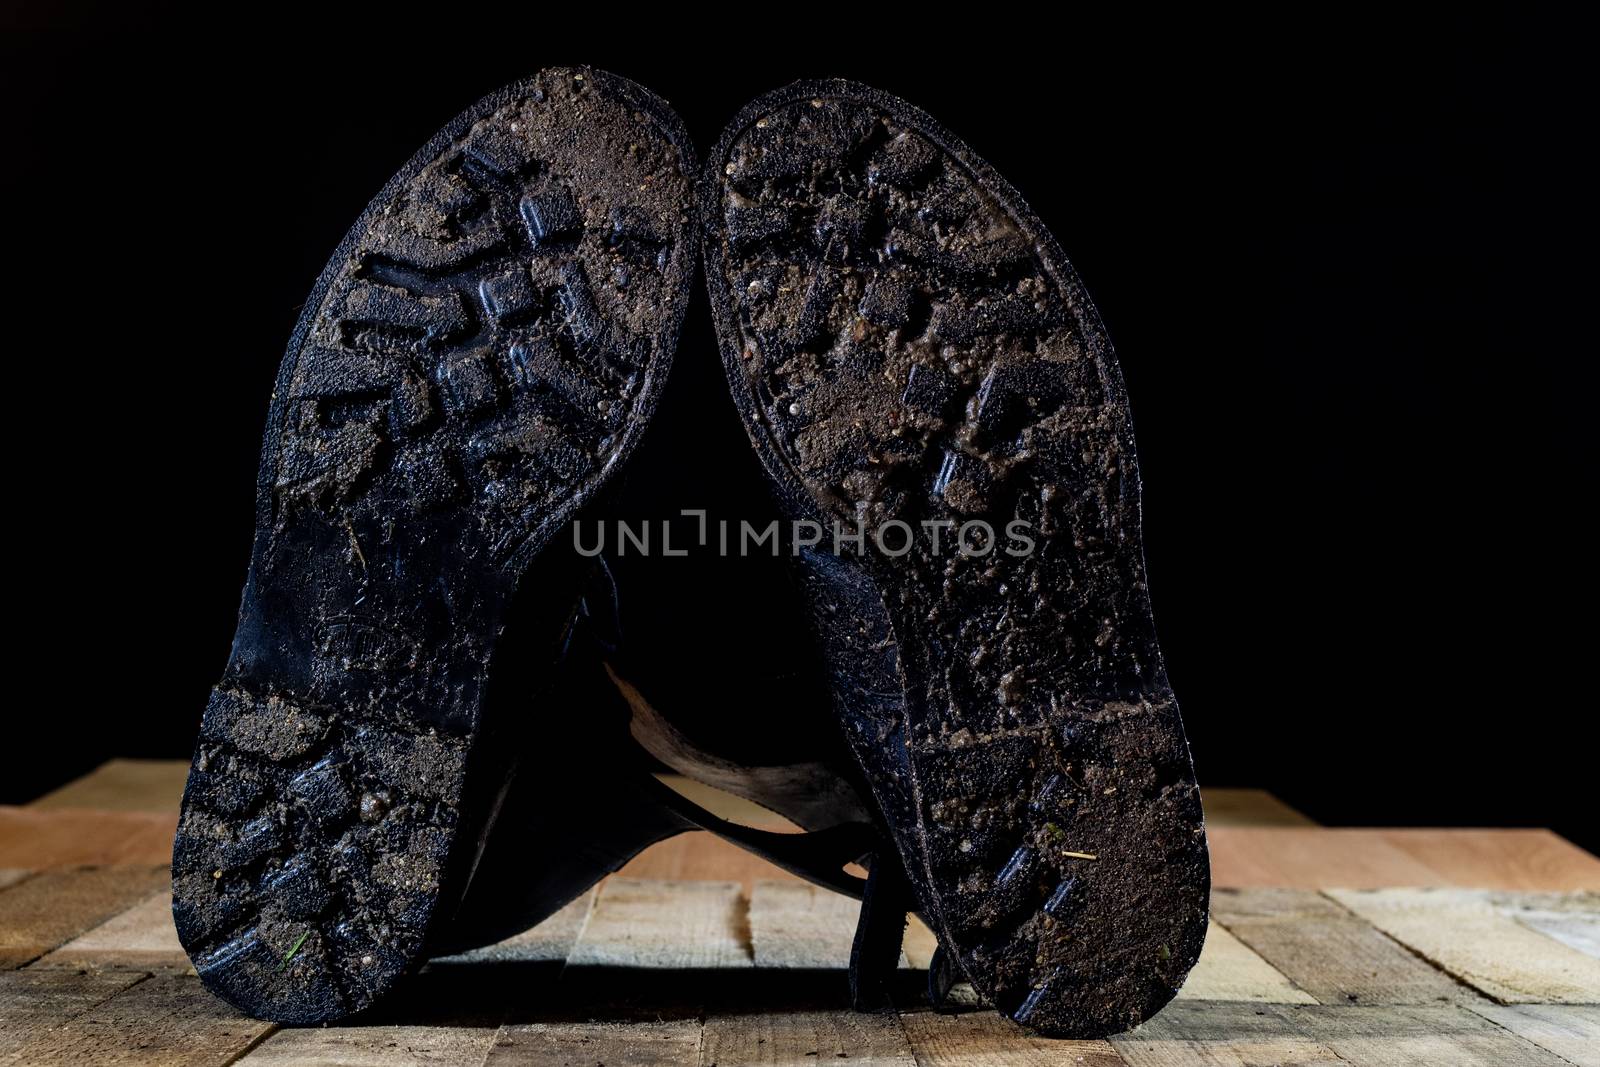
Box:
[702,79,1209,1037]
[173,66,696,1024]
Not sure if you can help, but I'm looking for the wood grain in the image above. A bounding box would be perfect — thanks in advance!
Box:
[748,880,930,972]
[702,1010,916,1066]
[1518,912,1600,958]
[1119,1002,1577,1066]
[1382,830,1600,891]
[1328,888,1600,1003]
[486,1019,701,1066]
[1174,921,1316,1003]
[1211,829,1442,888]
[1286,1003,1572,1066]
[8,762,1599,1065]
[748,881,862,969]
[1211,828,1600,890]
[1110,1001,1344,1067]
[1490,889,1600,959]
[33,889,186,971]
[900,1010,1125,1066]
[0,970,147,1060]
[3,973,272,1066]
[0,865,169,968]
[0,808,176,869]
[1209,887,1469,1005]
[568,878,752,970]
[1463,1003,1600,1067]
[238,1024,499,1066]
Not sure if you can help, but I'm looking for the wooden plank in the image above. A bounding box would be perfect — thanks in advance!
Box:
[900,1010,1124,1065]
[29,759,189,813]
[0,970,147,1060]
[239,1024,499,1067]
[331,963,519,1034]
[1464,1003,1600,1067]
[1201,788,1316,827]
[430,888,596,966]
[1121,1002,1574,1066]
[748,881,860,969]
[0,870,30,891]
[1518,912,1600,958]
[33,889,187,971]
[1382,829,1600,891]
[1210,828,1450,889]
[1111,1001,1343,1067]
[1175,920,1315,1003]
[746,881,939,978]
[0,807,177,869]
[1210,828,1600,890]
[1328,888,1600,1003]
[5,972,273,1065]
[702,1010,915,1066]
[0,865,169,968]
[748,881,930,970]
[1209,887,1468,1004]
[567,878,751,970]
[1288,1003,1572,1066]
[1490,890,1600,959]
[485,1019,701,1066]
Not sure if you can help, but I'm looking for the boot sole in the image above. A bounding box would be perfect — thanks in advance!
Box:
[702,79,1208,1037]
[173,67,696,1024]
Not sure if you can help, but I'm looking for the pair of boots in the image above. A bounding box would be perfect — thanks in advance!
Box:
[173,67,1209,1039]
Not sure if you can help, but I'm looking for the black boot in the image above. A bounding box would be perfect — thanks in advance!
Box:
[700,80,1211,1038]
[173,67,698,1024]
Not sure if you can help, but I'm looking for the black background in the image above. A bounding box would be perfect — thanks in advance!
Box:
[5,14,1592,851]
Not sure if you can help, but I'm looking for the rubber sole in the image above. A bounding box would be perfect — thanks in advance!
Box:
[172,67,696,1024]
[702,80,1209,1037]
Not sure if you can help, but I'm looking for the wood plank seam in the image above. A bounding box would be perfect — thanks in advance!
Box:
[1310,887,1491,1003]
[1326,887,1600,1005]
[1464,1005,1591,1067]
[8,783,1600,1065]
[3,972,276,1064]
[0,968,156,1062]
[215,1019,279,1067]
[0,870,37,893]
[4,971,177,1062]
[1459,1003,1600,1067]
[0,864,171,971]
[1206,886,1491,1007]
[1175,919,1317,1004]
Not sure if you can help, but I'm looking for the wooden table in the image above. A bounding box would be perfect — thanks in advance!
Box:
[3,760,1597,1065]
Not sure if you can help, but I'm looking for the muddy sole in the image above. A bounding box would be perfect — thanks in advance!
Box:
[702,79,1209,1037]
[172,67,696,1024]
